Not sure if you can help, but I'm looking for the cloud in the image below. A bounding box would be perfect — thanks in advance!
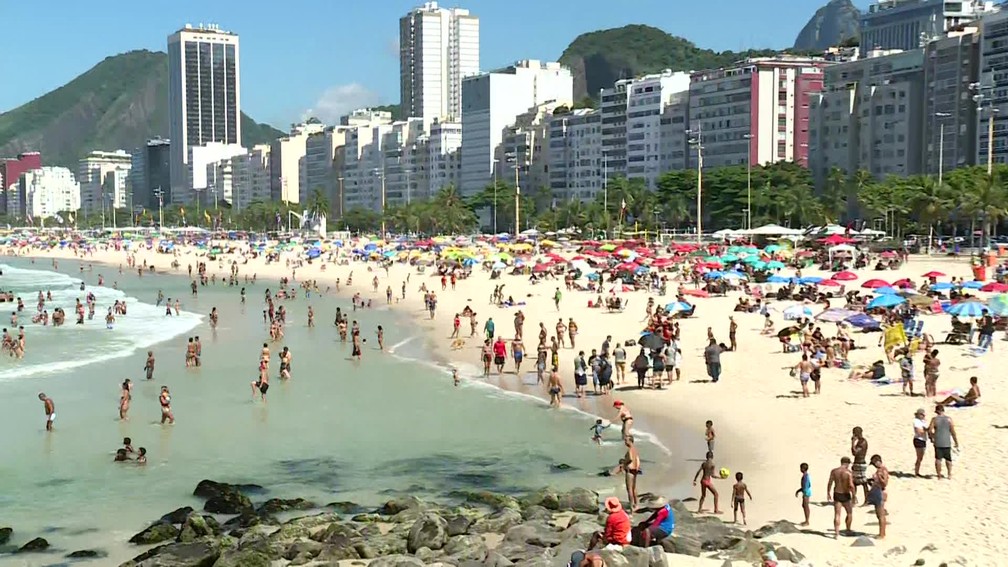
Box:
[303,83,382,124]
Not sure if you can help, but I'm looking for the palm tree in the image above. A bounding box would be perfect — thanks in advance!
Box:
[306,188,330,220]
[904,175,950,253]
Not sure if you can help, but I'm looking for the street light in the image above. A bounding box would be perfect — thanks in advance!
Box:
[932,112,953,254]
[743,133,754,230]
[971,80,999,250]
[153,187,164,228]
[686,125,705,244]
[373,168,386,236]
[337,176,345,219]
[602,150,609,235]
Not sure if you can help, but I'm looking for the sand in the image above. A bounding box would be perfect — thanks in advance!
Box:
[7,242,1004,566]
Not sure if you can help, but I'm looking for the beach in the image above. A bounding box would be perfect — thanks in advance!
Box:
[3,239,1006,566]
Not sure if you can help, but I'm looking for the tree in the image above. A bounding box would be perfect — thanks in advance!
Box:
[306,188,330,219]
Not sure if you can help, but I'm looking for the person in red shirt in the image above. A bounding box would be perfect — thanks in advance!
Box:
[589,497,630,549]
[492,337,507,374]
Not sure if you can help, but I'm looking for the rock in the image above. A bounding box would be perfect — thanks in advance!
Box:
[446,514,474,536]
[485,551,514,567]
[717,537,765,563]
[67,549,106,558]
[444,535,488,561]
[495,541,546,562]
[282,540,324,561]
[204,492,253,515]
[192,479,263,499]
[660,534,702,556]
[159,507,195,525]
[458,490,520,511]
[357,532,407,557]
[920,544,938,553]
[16,537,49,553]
[851,536,875,547]
[552,463,575,471]
[311,521,360,545]
[315,542,362,561]
[915,560,926,566]
[884,545,907,557]
[212,548,272,567]
[407,513,449,553]
[645,545,668,567]
[352,513,384,523]
[521,505,554,523]
[556,488,598,513]
[126,541,221,567]
[222,512,271,531]
[327,501,368,514]
[771,545,805,563]
[414,546,436,562]
[505,522,561,547]
[129,522,181,545]
[520,488,560,511]
[470,508,523,534]
[752,520,799,539]
[369,554,426,567]
[0,527,10,545]
[379,496,422,515]
[256,498,316,516]
[179,514,221,542]
[597,548,631,567]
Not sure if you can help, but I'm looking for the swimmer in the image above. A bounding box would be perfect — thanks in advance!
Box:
[38,392,55,431]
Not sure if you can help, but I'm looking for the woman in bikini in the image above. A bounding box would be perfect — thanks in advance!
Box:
[119,379,132,420]
[613,400,633,440]
[159,386,174,424]
[481,339,493,376]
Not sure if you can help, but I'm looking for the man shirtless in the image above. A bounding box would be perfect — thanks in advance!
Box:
[867,454,889,539]
[794,354,815,398]
[692,451,721,514]
[612,435,641,512]
[826,456,855,538]
[547,368,564,408]
[144,351,155,380]
[38,392,55,431]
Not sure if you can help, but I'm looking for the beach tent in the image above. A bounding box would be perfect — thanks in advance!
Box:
[828,244,857,261]
[743,224,804,236]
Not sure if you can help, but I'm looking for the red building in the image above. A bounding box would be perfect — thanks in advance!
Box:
[0,152,42,216]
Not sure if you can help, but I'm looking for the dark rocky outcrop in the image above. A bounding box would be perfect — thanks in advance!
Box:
[0,527,11,545]
[129,522,180,545]
[793,0,861,51]
[256,497,316,516]
[67,548,106,558]
[16,537,49,553]
[406,513,448,553]
[121,541,221,567]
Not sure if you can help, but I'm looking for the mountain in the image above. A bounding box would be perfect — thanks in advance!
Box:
[793,0,862,51]
[0,50,284,170]
[558,25,788,100]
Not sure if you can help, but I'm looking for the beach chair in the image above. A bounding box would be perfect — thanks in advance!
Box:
[911,320,924,339]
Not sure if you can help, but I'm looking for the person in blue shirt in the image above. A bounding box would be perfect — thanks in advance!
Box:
[795,462,811,526]
[638,501,675,546]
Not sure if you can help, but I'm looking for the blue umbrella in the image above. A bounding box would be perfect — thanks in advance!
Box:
[723,271,748,280]
[798,276,823,284]
[767,275,795,284]
[930,282,953,291]
[867,294,906,309]
[962,280,984,290]
[767,261,786,270]
[665,301,693,313]
[845,313,881,330]
[704,271,725,280]
[873,286,901,295]
[586,273,600,281]
[947,301,986,318]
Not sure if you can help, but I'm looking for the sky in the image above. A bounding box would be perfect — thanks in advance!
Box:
[0,0,871,128]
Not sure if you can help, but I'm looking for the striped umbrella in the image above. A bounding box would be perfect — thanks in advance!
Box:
[947,301,986,318]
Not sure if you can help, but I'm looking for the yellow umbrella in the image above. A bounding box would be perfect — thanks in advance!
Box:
[540,239,558,247]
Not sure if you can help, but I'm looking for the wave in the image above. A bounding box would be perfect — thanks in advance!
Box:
[0,264,202,381]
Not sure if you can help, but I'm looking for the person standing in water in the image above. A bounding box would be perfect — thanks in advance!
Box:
[376,325,385,351]
[159,386,174,424]
[613,435,641,512]
[119,379,132,420]
[307,306,315,328]
[38,392,55,431]
[144,351,155,380]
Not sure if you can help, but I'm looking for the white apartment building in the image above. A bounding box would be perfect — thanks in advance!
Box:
[342,118,429,212]
[809,49,925,185]
[187,142,247,205]
[269,122,325,204]
[78,150,131,213]
[227,144,271,210]
[426,120,462,194]
[547,108,603,203]
[599,80,630,179]
[626,71,691,188]
[21,167,81,220]
[168,24,241,202]
[689,57,825,169]
[341,108,394,126]
[860,0,997,53]
[302,126,348,206]
[500,102,562,201]
[923,28,979,176]
[978,11,1008,167]
[459,60,573,196]
[658,91,690,173]
[399,2,479,121]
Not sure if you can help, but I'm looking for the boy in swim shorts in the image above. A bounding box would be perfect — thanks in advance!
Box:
[731,472,752,525]
[794,462,811,526]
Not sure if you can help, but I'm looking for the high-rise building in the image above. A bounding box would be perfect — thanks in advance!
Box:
[270,122,325,204]
[19,167,81,221]
[168,24,241,203]
[426,120,463,195]
[399,2,479,121]
[78,150,131,213]
[189,142,247,205]
[459,60,573,196]
[625,71,691,188]
[547,108,603,203]
[130,139,172,211]
[658,92,691,174]
[689,56,826,169]
[923,28,980,176]
[0,152,42,216]
[860,0,996,53]
[303,126,349,207]
[978,11,1008,168]
[599,81,630,180]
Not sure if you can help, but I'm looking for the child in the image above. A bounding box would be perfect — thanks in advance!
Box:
[732,472,753,525]
[794,462,811,526]
[590,419,608,444]
[900,353,915,396]
[705,420,716,455]
[452,368,460,387]
[123,437,134,454]
[136,447,147,465]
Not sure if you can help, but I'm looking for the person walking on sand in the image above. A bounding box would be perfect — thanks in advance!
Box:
[547,368,564,408]
[556,318,567,349]
[928,404,959,479]
[554,287,562,311]
[38,392,55,431]
[851,426,870,505]
[913,408,928,476]
[492,336,507,374]
[705,420,716,455]
[693,451,720,514]
[867,454,889,539]
[924,349,940,397]
[611,435,641,512]
[728,316,738,351]
[731,472,753,525]
[794,354,814,397]
[511,336,524,375]
[827,457,855,538]
[704,338,723,383]
[795,462,811,526]
[568,318,578,349]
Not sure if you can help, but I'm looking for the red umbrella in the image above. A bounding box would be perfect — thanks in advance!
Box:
[922,271,946,278]
[981,282,1008,292]
[880,251,897,258]
[533,262,553,273]
[832,271,857,281]
[892,278,914,288]
[861,279,890,289]
[820,234,856,245]
[681,289,710,298]
[817,279,841,287]
[571,255,587,261]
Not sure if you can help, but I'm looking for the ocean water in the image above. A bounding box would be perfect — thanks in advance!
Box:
[0,259,674,566]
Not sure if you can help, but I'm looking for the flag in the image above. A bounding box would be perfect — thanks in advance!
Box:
[180,207,185,216]
[204,210,211,222]
[68,213,75,223]
[621,199,627,211]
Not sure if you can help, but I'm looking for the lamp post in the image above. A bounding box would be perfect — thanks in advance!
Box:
[373,168,386,237]
[514,156,520,236]
[971,80,999,249]
[933,112,952,255]
[687,125,704,244]
[602,150,609,236]
[337,176,345,219]
[154,187,164,229]
[743,133,754,230]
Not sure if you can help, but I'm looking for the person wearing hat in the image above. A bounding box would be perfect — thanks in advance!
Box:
[588,496,631,550]
[912,408,928,476]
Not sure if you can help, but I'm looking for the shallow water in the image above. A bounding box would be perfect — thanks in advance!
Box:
[0,259,676,566]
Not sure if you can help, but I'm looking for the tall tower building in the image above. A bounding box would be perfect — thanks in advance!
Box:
[399,2,479,122]
[167,24,241,203]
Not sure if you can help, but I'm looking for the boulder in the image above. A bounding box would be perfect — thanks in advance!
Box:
[717,537,765,563]
[204,492,253,515]
[446,514,474,537]
[444,534,488,562]
[771,545,805,563]
[598,548,631,567]
[222,512,271,531]
[851,536,875,547]
[67,549,106,558]
[315,542,362,561]
[192,480,263,499]
[458,490,520,511]
[179,514,221,542]
[644,545,668,567]
[327,501,368,515]
[16,537,49,553]
[282,540,324,561]
[520,488,560,511]
[505,522,561,548]
[407,513,449,553]
[521,505,554,523]
[414,546,436,563]
[311,521,361,545]
[352,513,384,523]
[369,554,427,567]
[124,541,221,567]
[356,532,407,557]
[159,507,195,525]
[129,522,181,545]
[495,541,546,562]
[485,551,515,567]
[256,498,316,516]
[752,520,800,539]
[470,508,522,534]
[660,534,702,556]
[379,496,423,515]
[0,527,10,545]
[556,488,598,513]
[212,548,272,567]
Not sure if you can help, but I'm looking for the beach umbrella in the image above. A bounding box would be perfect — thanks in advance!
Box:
[665,301,693,313]
[751,260,768,270]
[783,305,815,319]
[766,260,786,269]
[638,332,667,350]
[880,251,898,258]
[845,313,882,330]
[930,282,954,291]
[987,295,1008,315]
[586,273,600,281]
[704,271,724,280]
[491,261,506,270]
[892,278,914,288]
[832,271,857,281]
[867,294,906,309]
[922,271,946,278]
[947,301,986,318]
[723,271,747,280]
[816,308,861,322]
[981,282,1008,292]
[767,275,795,284]
[962,280,984,290]
[816,279,841,287]
[873,286,901,295]
[720,254,739,263]
[777,325,802,339]
[861,279,890,289]
[905,294,936,307]
[764,244,783,253]
[704,255,722,263]
[798,276,823,284]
